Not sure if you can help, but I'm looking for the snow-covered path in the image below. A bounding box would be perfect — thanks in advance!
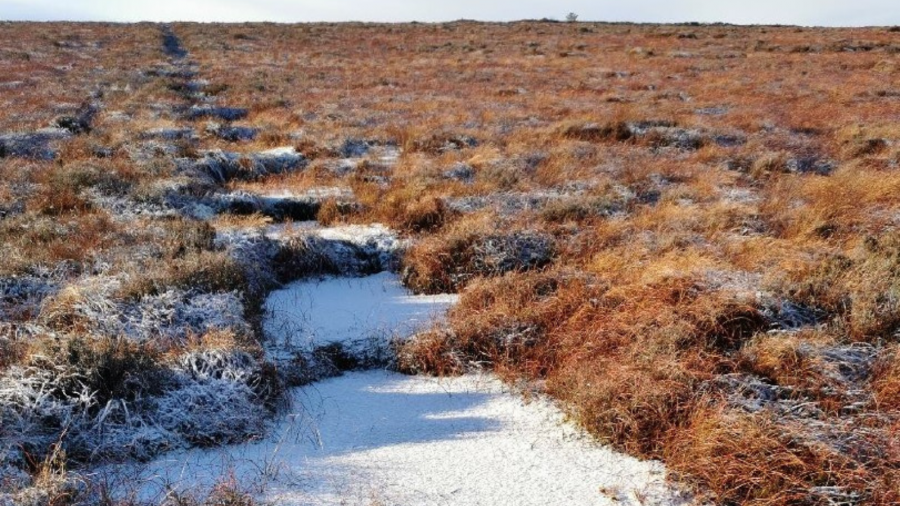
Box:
[264,272,458,352]
[131,371,689,506]
[116,272,690,506]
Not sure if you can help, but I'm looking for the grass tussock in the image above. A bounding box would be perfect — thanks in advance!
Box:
[118,251,249,302]
[780,234,900,341]
[400,216,556,294]
[665,407,860,506]
[873,345,900,410]
[27,336,166,410]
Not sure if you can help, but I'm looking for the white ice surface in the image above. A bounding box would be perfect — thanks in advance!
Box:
[105,271,689,506]
[118,371,689,506]
[263,222,400,245]
[263,272,457,352]
[227,186,354,201]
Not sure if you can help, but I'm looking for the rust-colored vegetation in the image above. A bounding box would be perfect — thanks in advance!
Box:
[2,19,900,505]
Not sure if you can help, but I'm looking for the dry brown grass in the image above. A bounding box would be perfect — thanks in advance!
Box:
[873,345,900,410]
[666,407,857,506]
[167,21,900,503]
[2,19,900,505]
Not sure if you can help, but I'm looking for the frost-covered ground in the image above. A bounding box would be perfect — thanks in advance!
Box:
[116,371,690,506]
[98,272,690,506]
[264,272,458,353]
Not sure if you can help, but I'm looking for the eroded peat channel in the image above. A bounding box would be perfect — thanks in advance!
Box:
[108,270,690,506]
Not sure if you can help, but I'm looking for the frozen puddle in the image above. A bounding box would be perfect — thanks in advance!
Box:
[264,271,458,355]
[126,371,689,506]
[114,272,690,505]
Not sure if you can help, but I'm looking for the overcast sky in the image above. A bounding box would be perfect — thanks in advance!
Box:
[2,0,897,27]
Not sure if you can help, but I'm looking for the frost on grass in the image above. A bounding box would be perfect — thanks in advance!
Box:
[41,276,251,344]
[339,138,373,158]
[442,162,476,183]
[562,120,746,151]
[403,229,558,294]
[0,347,272,473]
[327,141,401,177]
[95,159,323,223]
[218,223,404,283]
[90,173,238,222]
[176,147,306,184]
[183,106,249,122]
[720,342,879,416]
[86,188,183,222]
[159,350,275,446]
[446,188,622,218]
[304,224,404,274]
[0,129,71,160]
[209,188,356,222]
[52,102,99,135]
[0,272,271,475]
[0,275,60,321]
[447,191,570,215]
[472,231,556,275]
[140,127,196,141]
[207,123,258,142]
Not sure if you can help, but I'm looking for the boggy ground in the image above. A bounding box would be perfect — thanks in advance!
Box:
[1,19,900,505]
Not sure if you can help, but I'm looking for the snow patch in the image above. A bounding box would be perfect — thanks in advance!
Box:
[121,371,690,506]
[0,129,71,160]
[183,106,248,122]
[264,272,458,358]
[209,187,355,221]
[273,223,405,276]
[88,241,686,505]
[177,148,306,183]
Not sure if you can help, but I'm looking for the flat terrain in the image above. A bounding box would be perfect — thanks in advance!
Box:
[1,20,900,505]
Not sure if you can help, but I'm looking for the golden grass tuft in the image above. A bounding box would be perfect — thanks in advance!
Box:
[872,345,900,410]
[665,407,863,506]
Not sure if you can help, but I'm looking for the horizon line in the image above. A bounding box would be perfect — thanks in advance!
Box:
[0,18,893,29]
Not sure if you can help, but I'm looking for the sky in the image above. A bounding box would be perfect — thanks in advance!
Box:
[1,0,898,27]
